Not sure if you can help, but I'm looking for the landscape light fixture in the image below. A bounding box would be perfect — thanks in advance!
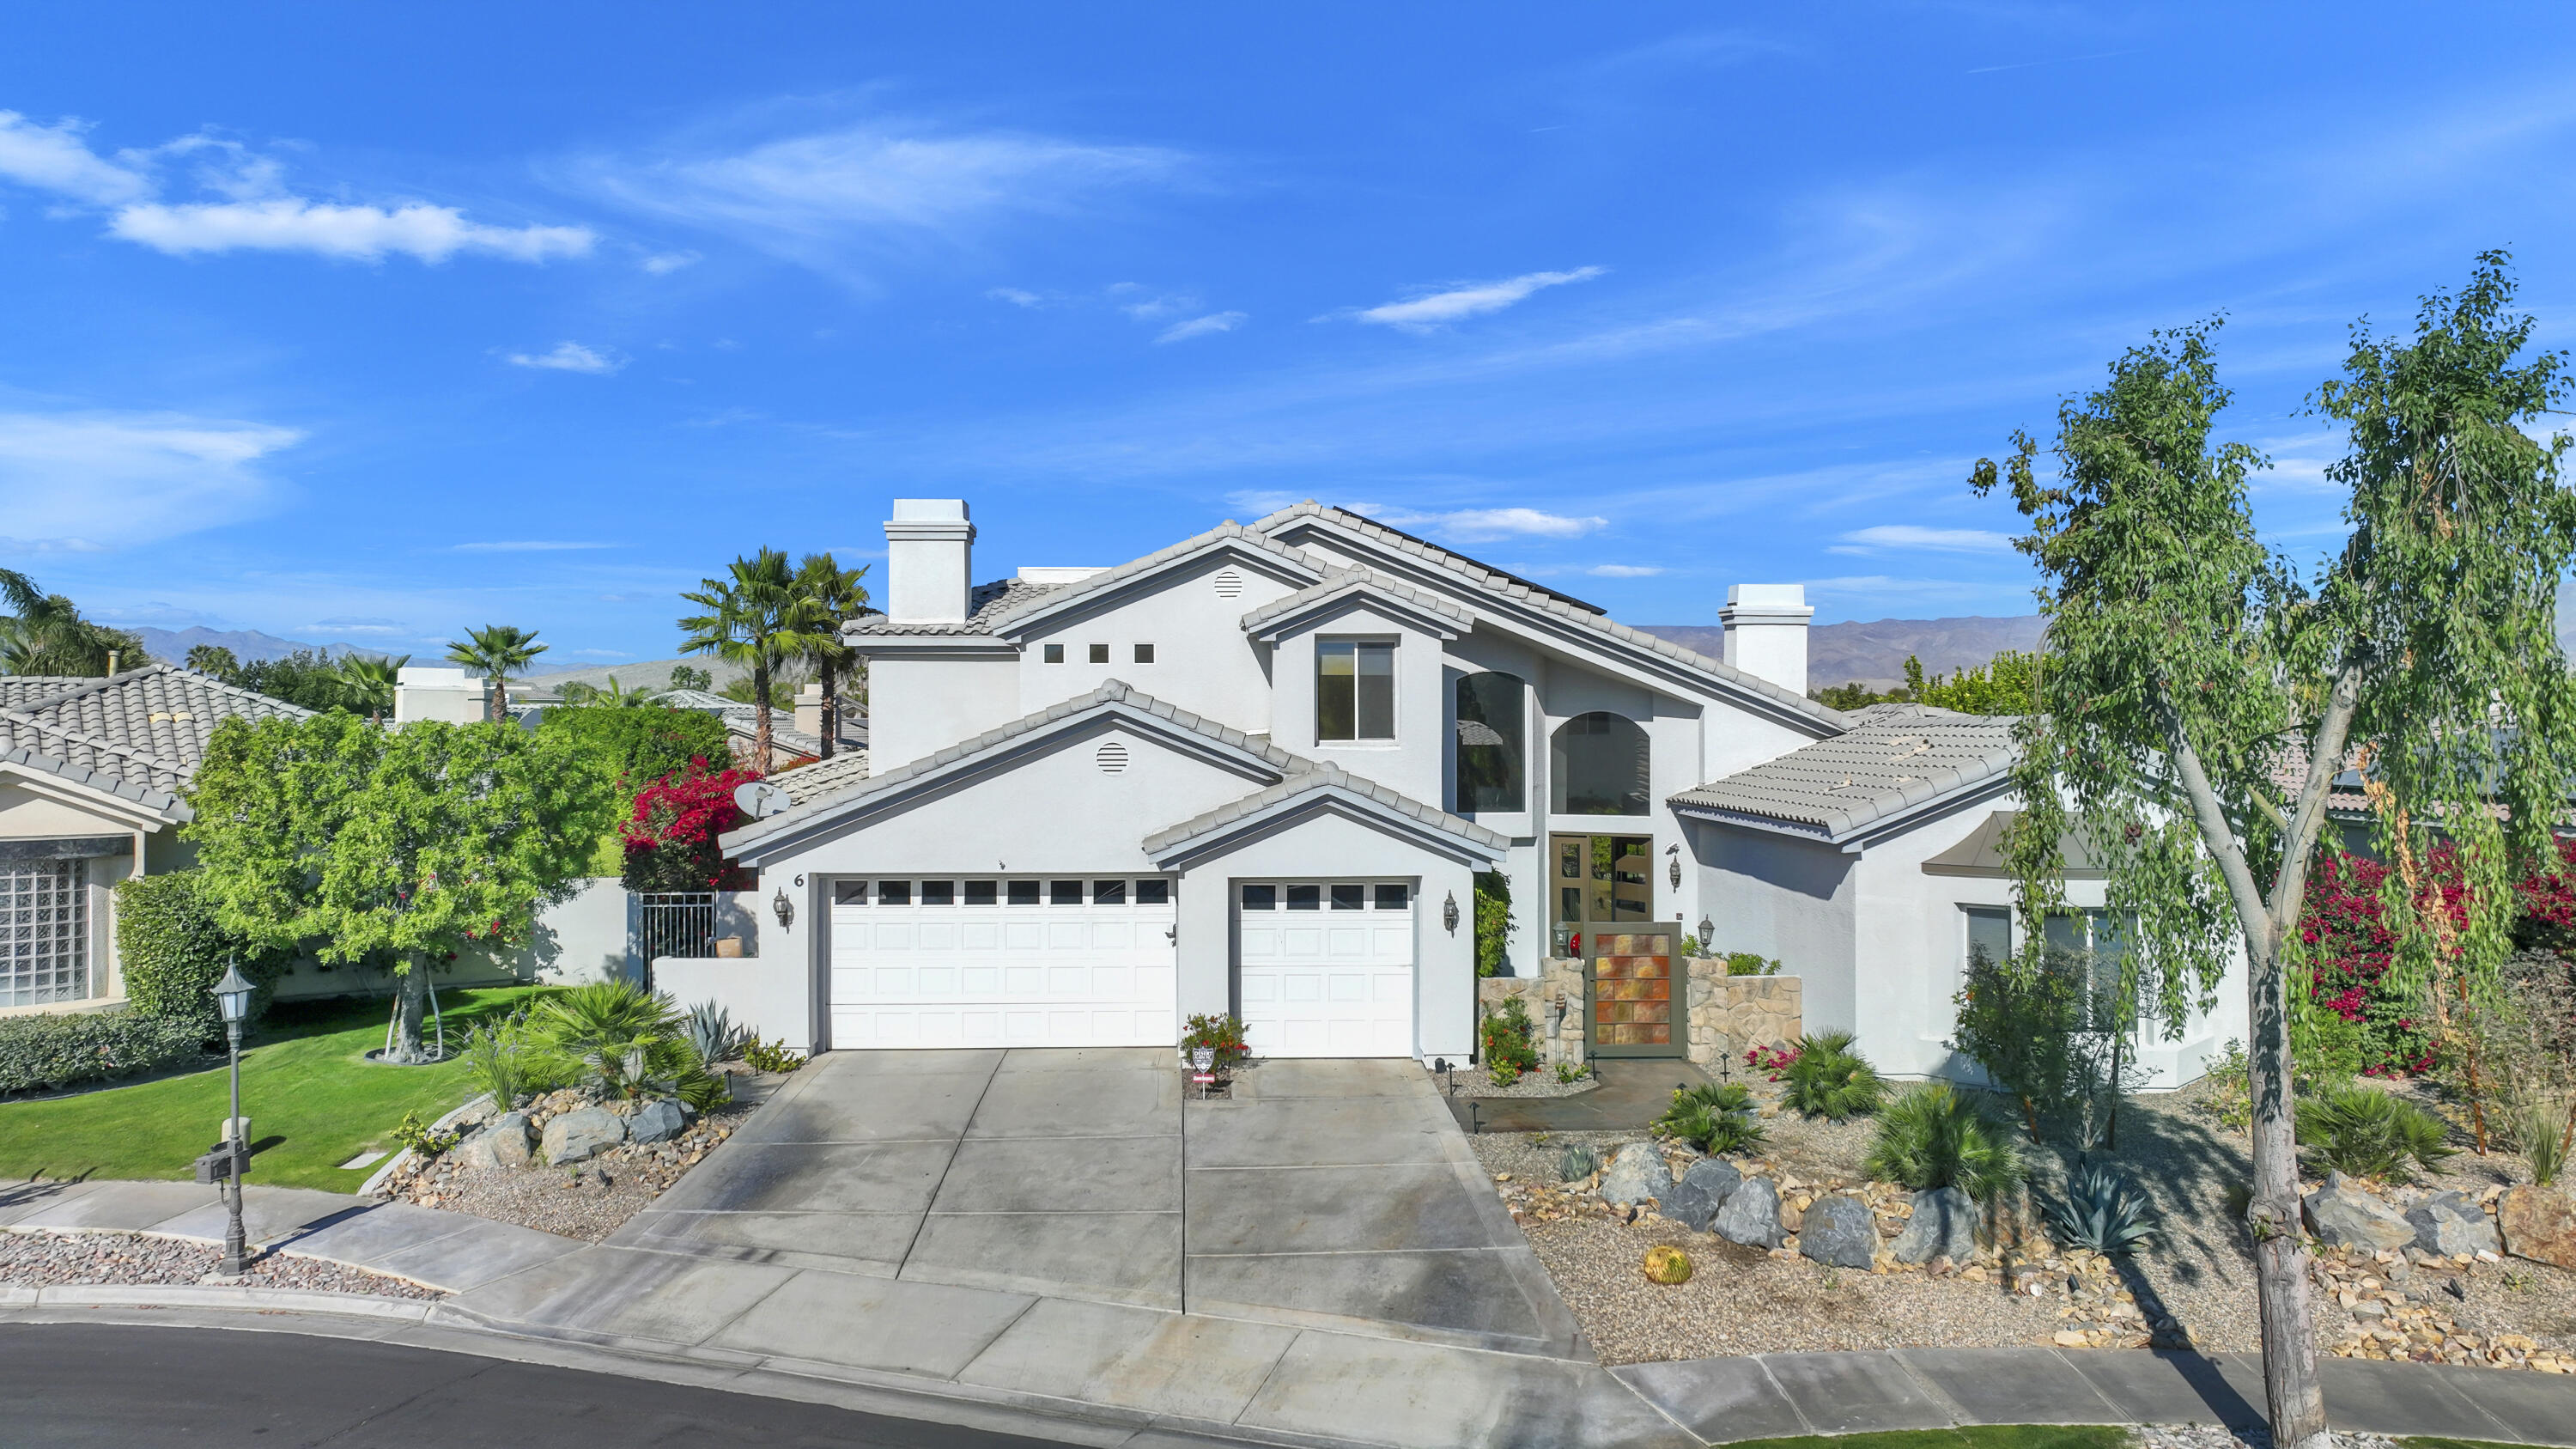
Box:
[1698,917,1714,948]
[212,958,256,1275]
[771,886,794,930]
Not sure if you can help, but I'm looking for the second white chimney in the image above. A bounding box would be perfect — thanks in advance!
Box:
[885,499,975,624]
[1721,584,1814,696]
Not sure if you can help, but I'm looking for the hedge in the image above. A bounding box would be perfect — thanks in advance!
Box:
[115,870,286,1043]
[0,1008,208,1095]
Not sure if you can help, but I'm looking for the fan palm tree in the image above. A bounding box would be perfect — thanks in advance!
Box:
[444,625,548,723]
[0,568,137,676]
[790,552,871,759]
[334,653,410,725]
[677,548,829,773]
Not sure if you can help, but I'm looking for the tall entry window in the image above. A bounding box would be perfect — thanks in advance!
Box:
[1453,672,1526,812]
[1317,640,1395,741]
[1550,711,1650,815]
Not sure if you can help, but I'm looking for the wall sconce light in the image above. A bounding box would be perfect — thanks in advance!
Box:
[771,887,794,930]
[1442,891,1461,933]
[1666,841,1682,890]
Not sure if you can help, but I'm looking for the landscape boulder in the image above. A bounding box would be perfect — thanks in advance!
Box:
[1891,1184,1980,1264]
[452,1111,535,1171]
[1600,1143,1675,1209]
[627,1099,688,1145]
[2303,1172,2414,1252]
[1714,1175,1788,1249]
[2498,1185,2576,1270]
[1662,1158,1743,1232]
[1799,1194,1879,1269]
[542,1105,627,1166]
[2404,1190,2501,1258]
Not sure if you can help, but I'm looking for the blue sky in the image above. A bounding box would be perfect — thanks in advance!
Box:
[3,4,2572,665]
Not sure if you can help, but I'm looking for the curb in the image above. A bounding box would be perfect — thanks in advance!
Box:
[9,1284,434,1321]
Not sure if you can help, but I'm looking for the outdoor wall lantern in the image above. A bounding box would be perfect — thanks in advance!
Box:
[1442,891,1460,933]
[1666,841,1682,890]
[1698,916,1714,948]
[771,886,794,931]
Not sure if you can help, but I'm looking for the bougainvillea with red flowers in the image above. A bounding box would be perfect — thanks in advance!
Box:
[620,757,760,892]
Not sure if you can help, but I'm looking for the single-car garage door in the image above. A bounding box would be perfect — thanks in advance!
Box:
[829,877,1176,1049]
[1236,880,1415,1058]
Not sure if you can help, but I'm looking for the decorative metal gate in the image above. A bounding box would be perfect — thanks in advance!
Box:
[636,892,716,962]
[1586,926,1680,1058]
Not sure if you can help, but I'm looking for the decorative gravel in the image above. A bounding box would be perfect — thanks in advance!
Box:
[0,1228,443,1299]
[386,1093,758,1242]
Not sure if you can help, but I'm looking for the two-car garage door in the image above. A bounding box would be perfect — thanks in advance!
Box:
[829,877,1176,1049]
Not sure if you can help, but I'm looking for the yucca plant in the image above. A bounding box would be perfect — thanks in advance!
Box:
[1780,1031,1885,1121]
[1863,1082,2024,1201]
[2046,1158,2157,1254]
[2295,1083,2456,1184]
[1655,1081,1768,1154]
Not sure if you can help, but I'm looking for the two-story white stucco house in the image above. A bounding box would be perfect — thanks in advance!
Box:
[718,499,2242,1085]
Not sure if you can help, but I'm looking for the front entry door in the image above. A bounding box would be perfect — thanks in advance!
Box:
[1548,835,1681,1058]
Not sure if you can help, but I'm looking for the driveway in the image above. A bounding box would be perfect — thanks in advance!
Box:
[612,1047,1583,1358]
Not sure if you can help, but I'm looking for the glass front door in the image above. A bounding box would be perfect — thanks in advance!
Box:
[1547,834,1680,1057]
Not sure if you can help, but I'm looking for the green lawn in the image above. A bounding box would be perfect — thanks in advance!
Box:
[0,985,555,1191]
[1724,1429,2131,1449]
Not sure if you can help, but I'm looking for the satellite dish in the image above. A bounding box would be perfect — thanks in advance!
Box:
[733,781,791,819]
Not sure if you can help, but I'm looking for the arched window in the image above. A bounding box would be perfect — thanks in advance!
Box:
[1453,673,1526,813]
[1551,712,1650,816]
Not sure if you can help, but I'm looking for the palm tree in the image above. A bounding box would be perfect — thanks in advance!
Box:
[0,568,137,676]
[335,653,410,725]
[790,552,872,759]
[185,643,241,680]
[677,549,829,773]
[444,625,548,723]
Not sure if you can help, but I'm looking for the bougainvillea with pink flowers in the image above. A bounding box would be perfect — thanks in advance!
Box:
[620,757,761,892]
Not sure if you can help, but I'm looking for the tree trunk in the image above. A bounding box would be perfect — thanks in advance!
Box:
[386,961,431,1064]
[2245,928,2330,1449]
[753,661,773,774]
[818,661,838,760]
[488,673,507,725]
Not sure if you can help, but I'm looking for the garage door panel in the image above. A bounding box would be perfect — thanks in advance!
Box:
[832,880,1176,1050]
[1239,880,1414,1059]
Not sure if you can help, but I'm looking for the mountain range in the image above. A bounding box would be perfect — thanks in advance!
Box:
[1634,615,2046,693]
[134,626,374,665]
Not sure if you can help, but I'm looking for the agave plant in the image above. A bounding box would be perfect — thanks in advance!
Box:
[2295,1084,2456,1184]
[2045,1158,2157,1255]
[684,1000,746,1064]
[1780,1031,1885,1121]
[1558,1142,1601,1182]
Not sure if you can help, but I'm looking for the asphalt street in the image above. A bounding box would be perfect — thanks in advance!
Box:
[0,1324,1094,1448]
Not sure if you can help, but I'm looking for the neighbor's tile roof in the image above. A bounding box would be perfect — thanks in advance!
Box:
[1671,703,2017,842]
[1141,764,1509,860]
[0,665,313,816]
[774,749,872,805]
[843,576,1066,637]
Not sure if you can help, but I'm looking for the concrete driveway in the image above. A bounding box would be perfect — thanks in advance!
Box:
[612,1047,1583,1357]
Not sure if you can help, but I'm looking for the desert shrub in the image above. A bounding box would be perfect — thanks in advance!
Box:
[1182,1012,1249,1068]
[2512,1099,2568,1187]
[1555,1059,1591,1085]
[1863,1082,2024,1201]
[683,1001,748,1063]
[1724,952,1781,977]
[742,1038,804,1073]
[1655,1081,1767,1154]
[2295,1083,2457,1184]
[2196,1038,2254,1135]
[0,1008,207,1095]
[457,1006,574,1110]
[391,1110,459,1157]
[1558,1142,1601,1181]
[2046,1159,2157,1254]
[530,980,721,1103]
[1779,1031,1884,1120]
[1473,869,1515,977]
[114,870,286,1043]
[1482,995,1541,1086]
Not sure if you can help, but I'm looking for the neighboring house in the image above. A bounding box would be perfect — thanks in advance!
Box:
[651,689,827,767]
[0,667,310,1014]
[713,499,2243,1082]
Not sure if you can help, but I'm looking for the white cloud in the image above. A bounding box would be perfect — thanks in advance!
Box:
[1156,311,1245,344]
[1586,563,1663,577]
[1347,266,1607,332]
[987,286,1044,307]
[641,249,701,274]
[503,342,624,374]
[0,410,301,551]
[112,199,592,263]
[1828,525,2015,556]
[1378,506,1607,541]
[452,539,618,551]
[0,112,150,205]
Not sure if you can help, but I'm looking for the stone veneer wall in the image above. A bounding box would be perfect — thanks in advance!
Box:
[1477,959,1798,1069]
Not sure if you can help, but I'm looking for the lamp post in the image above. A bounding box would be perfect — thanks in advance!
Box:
[213,959,257,1276]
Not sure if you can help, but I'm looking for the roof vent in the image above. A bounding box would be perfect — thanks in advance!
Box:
[1096,740,1130,774]
[1212,568,1244,599]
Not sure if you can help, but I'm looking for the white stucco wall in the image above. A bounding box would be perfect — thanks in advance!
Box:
[655,953,817,1055]
[866,652,1021,774]
[1014,554,1297,727]
[1263,601,1450,807]
[1688,820,1858,1032]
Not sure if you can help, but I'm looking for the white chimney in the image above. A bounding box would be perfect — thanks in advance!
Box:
[1721,584,1814,695]
[393,665,486,724]
[885,499,975,624]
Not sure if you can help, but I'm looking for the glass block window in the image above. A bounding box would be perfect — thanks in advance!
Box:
[2,859,87,1007]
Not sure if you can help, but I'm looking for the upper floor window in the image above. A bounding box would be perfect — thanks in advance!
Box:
[1042,643,1065,664]
[1550,711,1649,816]
[1317,640,1394,741]
[1454,673,1526,812]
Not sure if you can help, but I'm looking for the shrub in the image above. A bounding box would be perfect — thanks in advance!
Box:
[1557,1142,1601,1181]
[2196,1038,2254,1135]
[2046,1159,2157,1254]
[1745,1043,1798,1078]
[742,1038,804,1074]
[1656,1081,1769,1155]
[1863,1082,2024,1201]
[2512,1100,2567,1188]
[1555,1059,1591,1085]
[2296,1083,2457,1184]
[114,871,285,1043]
[1482,995,1540,1086]
[530,980,723,1103]
[1779,1031,1884,1120]
[391,1110,459,1157]
[457,1007,574,1111]
[1473,869,1515,977]
[620,758,761,892]
[1952,947,2087,1140]
[1182,1012,1250,1069]
[538,703,732,812]
[0,1008,207,1095]
[1724,952,1781,977]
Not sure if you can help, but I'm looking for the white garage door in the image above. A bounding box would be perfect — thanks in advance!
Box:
[1236,881,1416,1058]
[829,877,1176,1049]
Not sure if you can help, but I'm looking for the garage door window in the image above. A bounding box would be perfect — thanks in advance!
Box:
[1330,884,1364,910]
[1137,880,1170,904]
[1375,883,1409,909]
[920,880,954,905]
[1242,884,1276,910]
[878,880,911,905]
[1051,880,1082,904]
[1009,880,1042,904]
[1241,882,1413,912]
[1093,880,1126,904]
[964,880,998,905]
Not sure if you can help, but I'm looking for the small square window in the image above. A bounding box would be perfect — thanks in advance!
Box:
[1133,643,1155,664]
[1286,884,1321,911]
[1088,643,1109,664]
[1329,884,1364,910]
[1242,884,1276,910]
[1093,879,1127,904]
[1374,883,1410,910]
[1042,643,1065,664]
[1008,880,1042,905]
[1136,880,1170,904]
[920,880,955,905]
[834,880,867,905]
[878,880,911,905]
[963,880,998,905]
[1050,880,1084,905]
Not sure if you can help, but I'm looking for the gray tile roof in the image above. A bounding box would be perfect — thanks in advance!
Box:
[1141,764,1510,861]
[774,748,872,805]
[844,576,1061,637]
[0,665,313,818]
[844,526,1324,641]
[1237,566,1476,638]
[1670,703,2017,843]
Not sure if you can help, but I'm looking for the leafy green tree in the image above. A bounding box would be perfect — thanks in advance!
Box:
[444,624,549,723]
[538,698,732,808]
[185,644,241,680]
[234,648,356,711]
[678,549,829,773]
[333,653,409,724]
[790,551,871,758]
[1907,650,2041,715]
[1973,254,2574,1449]
[187,714,613,1062]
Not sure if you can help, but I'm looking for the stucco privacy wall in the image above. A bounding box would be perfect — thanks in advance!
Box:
[1687,821,1857,1035]
[264,878,638,1002]
[657,952,814,1054]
